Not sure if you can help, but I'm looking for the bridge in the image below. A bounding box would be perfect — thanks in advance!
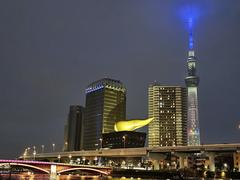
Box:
[0,159,112,178]
[20,143,240,172]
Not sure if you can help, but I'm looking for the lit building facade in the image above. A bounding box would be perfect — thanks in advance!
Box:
[64,105,84,151]
[83,78,126,150]
[148,84,187,147]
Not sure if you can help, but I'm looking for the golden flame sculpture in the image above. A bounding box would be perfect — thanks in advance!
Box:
[114,117,154,132]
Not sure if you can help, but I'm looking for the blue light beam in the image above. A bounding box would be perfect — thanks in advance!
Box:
[188,17,194,49]
[179,5,200,50]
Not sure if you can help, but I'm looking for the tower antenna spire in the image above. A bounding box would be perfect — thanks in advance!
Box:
[188,17,194,50]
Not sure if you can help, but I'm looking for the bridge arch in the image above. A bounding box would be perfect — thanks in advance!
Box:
[57,167,109,175]
[10,163,49,174]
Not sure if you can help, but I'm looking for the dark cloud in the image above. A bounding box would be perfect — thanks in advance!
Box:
[0,0,240,158]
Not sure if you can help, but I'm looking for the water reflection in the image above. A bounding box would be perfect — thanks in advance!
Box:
[0,174,114,180]
[0,174,148,180]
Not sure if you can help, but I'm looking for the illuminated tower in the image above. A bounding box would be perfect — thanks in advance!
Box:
[83,78,126,150]
[185,18,200,146]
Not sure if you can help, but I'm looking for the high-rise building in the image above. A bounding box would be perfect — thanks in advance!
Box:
[185,18,200,146]
[64,105,84,151]
[148,83,187,147]
[83,78,126,150]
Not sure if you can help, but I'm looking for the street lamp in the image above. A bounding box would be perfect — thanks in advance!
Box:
[76,158,80,164]
[58,155,61,163]
[69,154,72,163]
[64,142,68,151]
[122,136,126,148]
[99,138,103,149]
[166,162,170,169]
[223,163,228,171]
[82,157,86,165]
[41,145,44,153]
[52,143,55,152]
[26,147,31,157]
[94,157,98,165]
[33,146,36,161]
[23,148,27,160]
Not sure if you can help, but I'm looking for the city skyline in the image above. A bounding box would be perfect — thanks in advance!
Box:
[0,1,240,158]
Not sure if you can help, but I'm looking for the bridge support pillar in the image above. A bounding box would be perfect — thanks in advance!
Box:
[148,152,166,170]
[50,164,57,180]
[152,160,160,170]
[207,153,216,172]
[233,152,240,172]
[176,153,189,169]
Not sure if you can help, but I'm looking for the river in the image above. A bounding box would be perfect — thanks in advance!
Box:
[0,174,153,180]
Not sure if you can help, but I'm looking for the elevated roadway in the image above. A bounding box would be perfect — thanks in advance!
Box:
[19,143,240,171]
[21,143,240,159]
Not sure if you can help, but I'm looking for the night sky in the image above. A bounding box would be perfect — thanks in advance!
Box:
[1,0,240,159]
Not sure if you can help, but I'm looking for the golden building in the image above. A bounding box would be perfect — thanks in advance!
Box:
[83,78,126,150]
[114,117,154,132]
[148,83,187,147]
